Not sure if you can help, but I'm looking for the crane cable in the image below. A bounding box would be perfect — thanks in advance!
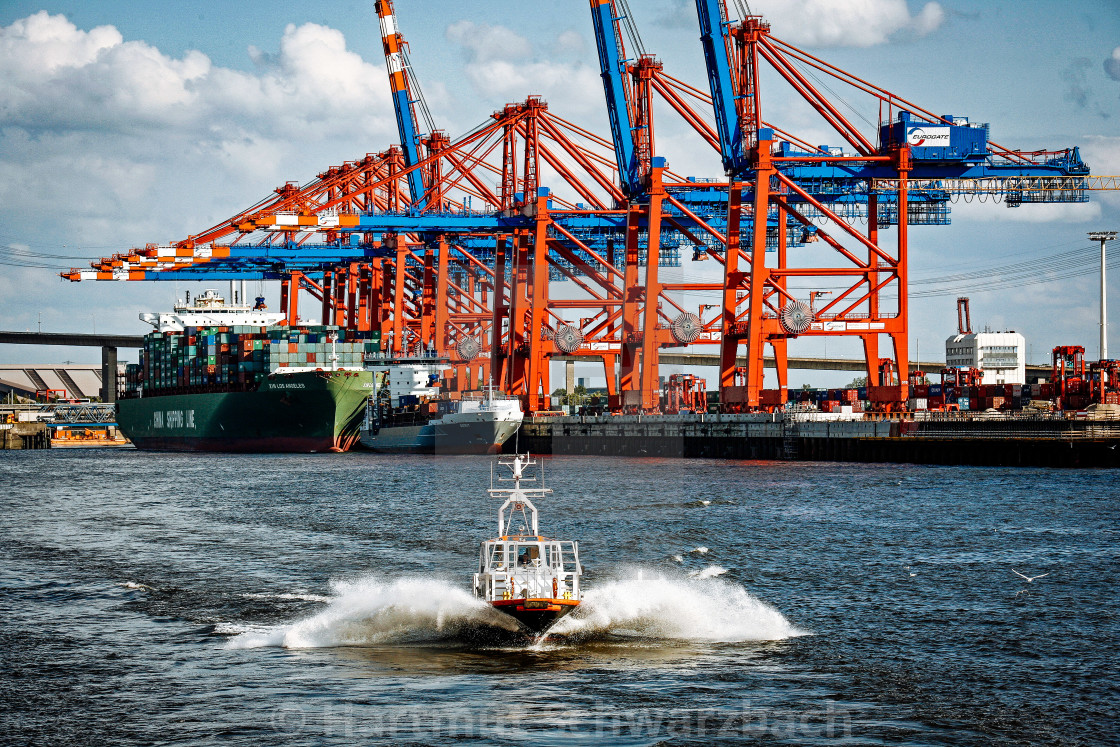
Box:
[614,0,646,58]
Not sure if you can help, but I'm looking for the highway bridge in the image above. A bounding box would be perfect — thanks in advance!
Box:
[0,331,144,403]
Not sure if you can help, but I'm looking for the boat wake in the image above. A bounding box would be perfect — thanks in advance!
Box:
[226,571,803,649]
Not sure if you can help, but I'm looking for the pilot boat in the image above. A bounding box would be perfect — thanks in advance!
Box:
[472,454,582,635]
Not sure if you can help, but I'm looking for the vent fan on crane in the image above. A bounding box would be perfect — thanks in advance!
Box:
[456,337,480,361]
[554,325,584,354]
[779,301,813,335]
[670,312,703,343]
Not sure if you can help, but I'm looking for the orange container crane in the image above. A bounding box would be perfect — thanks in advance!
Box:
[663,373,707,413]
[1052,346,1087,410]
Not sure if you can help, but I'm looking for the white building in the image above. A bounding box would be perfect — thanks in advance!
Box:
[944,331,1026,385]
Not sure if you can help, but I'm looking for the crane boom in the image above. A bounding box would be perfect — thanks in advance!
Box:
[589,0,641,196]
[694,0,745,175]
[375,0,426,208]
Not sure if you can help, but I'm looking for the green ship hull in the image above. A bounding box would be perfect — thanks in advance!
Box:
[117,370,374,453]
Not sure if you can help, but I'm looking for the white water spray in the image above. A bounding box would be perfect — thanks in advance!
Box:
[227,576,519,649]
[550,574,804,642]
[226,571,804,649]
[688,565,729,579]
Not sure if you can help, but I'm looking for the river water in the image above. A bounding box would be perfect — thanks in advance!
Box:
[1,449,1116,745]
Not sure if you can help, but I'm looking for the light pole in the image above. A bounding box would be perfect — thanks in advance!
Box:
[1090,231,1117,360]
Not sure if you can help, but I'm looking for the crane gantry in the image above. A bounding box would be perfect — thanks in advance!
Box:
[64,0,1114,413]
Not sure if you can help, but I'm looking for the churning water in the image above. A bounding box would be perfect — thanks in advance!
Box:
[1,450,1117,745]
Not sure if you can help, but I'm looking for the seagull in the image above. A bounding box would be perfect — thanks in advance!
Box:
[699,500,711,506]
[1013,569,1049,583]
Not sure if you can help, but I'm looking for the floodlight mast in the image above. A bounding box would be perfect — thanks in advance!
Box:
[1090,231,1118,359]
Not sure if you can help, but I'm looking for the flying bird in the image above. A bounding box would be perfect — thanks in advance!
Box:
[1012,569,1049,583]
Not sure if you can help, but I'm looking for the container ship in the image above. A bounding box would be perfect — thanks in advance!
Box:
[119,291,378,453]
[360,360,522,454]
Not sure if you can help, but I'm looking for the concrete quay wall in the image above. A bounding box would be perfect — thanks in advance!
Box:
[511,414,1120,468]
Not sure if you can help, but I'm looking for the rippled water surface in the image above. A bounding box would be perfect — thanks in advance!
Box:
[2,449,1117,745]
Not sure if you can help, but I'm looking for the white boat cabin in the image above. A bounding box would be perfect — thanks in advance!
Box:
[472,454,581,605]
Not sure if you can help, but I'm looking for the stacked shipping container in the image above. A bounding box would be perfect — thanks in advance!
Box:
[780,382,1072,413]
[123,326,382,396]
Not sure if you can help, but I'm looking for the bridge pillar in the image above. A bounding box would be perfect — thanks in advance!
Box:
[101,346,117,404]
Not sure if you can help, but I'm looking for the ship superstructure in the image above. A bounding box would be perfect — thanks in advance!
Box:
[139,289,285,333]
[360,364,522,453]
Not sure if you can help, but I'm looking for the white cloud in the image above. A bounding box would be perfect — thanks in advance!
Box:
[444,20,602,116]
[909,2,946,37]
[446,20,532,63]
[0,11,403,346]
[1105,46,1120,82]
[1082,135,1120,174]
[660,0,945,47]
[0,12,393,140]
[0,12,399,237]
[552,30,587,57]
[1081,135,1120,209]
[749,0,945,47]
[952,199,1101,224]
[0,10,121,74]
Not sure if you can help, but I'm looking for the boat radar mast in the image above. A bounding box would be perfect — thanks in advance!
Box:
[490,453,551,537]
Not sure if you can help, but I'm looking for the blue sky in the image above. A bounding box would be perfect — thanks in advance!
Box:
[1,1,1118,389]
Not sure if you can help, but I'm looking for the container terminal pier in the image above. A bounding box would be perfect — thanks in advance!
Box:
[10,1,1120,465]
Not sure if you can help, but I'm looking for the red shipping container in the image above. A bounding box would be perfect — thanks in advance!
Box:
[760,389,787,406]
[867,385,905,403]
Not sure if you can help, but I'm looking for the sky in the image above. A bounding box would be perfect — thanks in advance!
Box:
[1,0,1118,389]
